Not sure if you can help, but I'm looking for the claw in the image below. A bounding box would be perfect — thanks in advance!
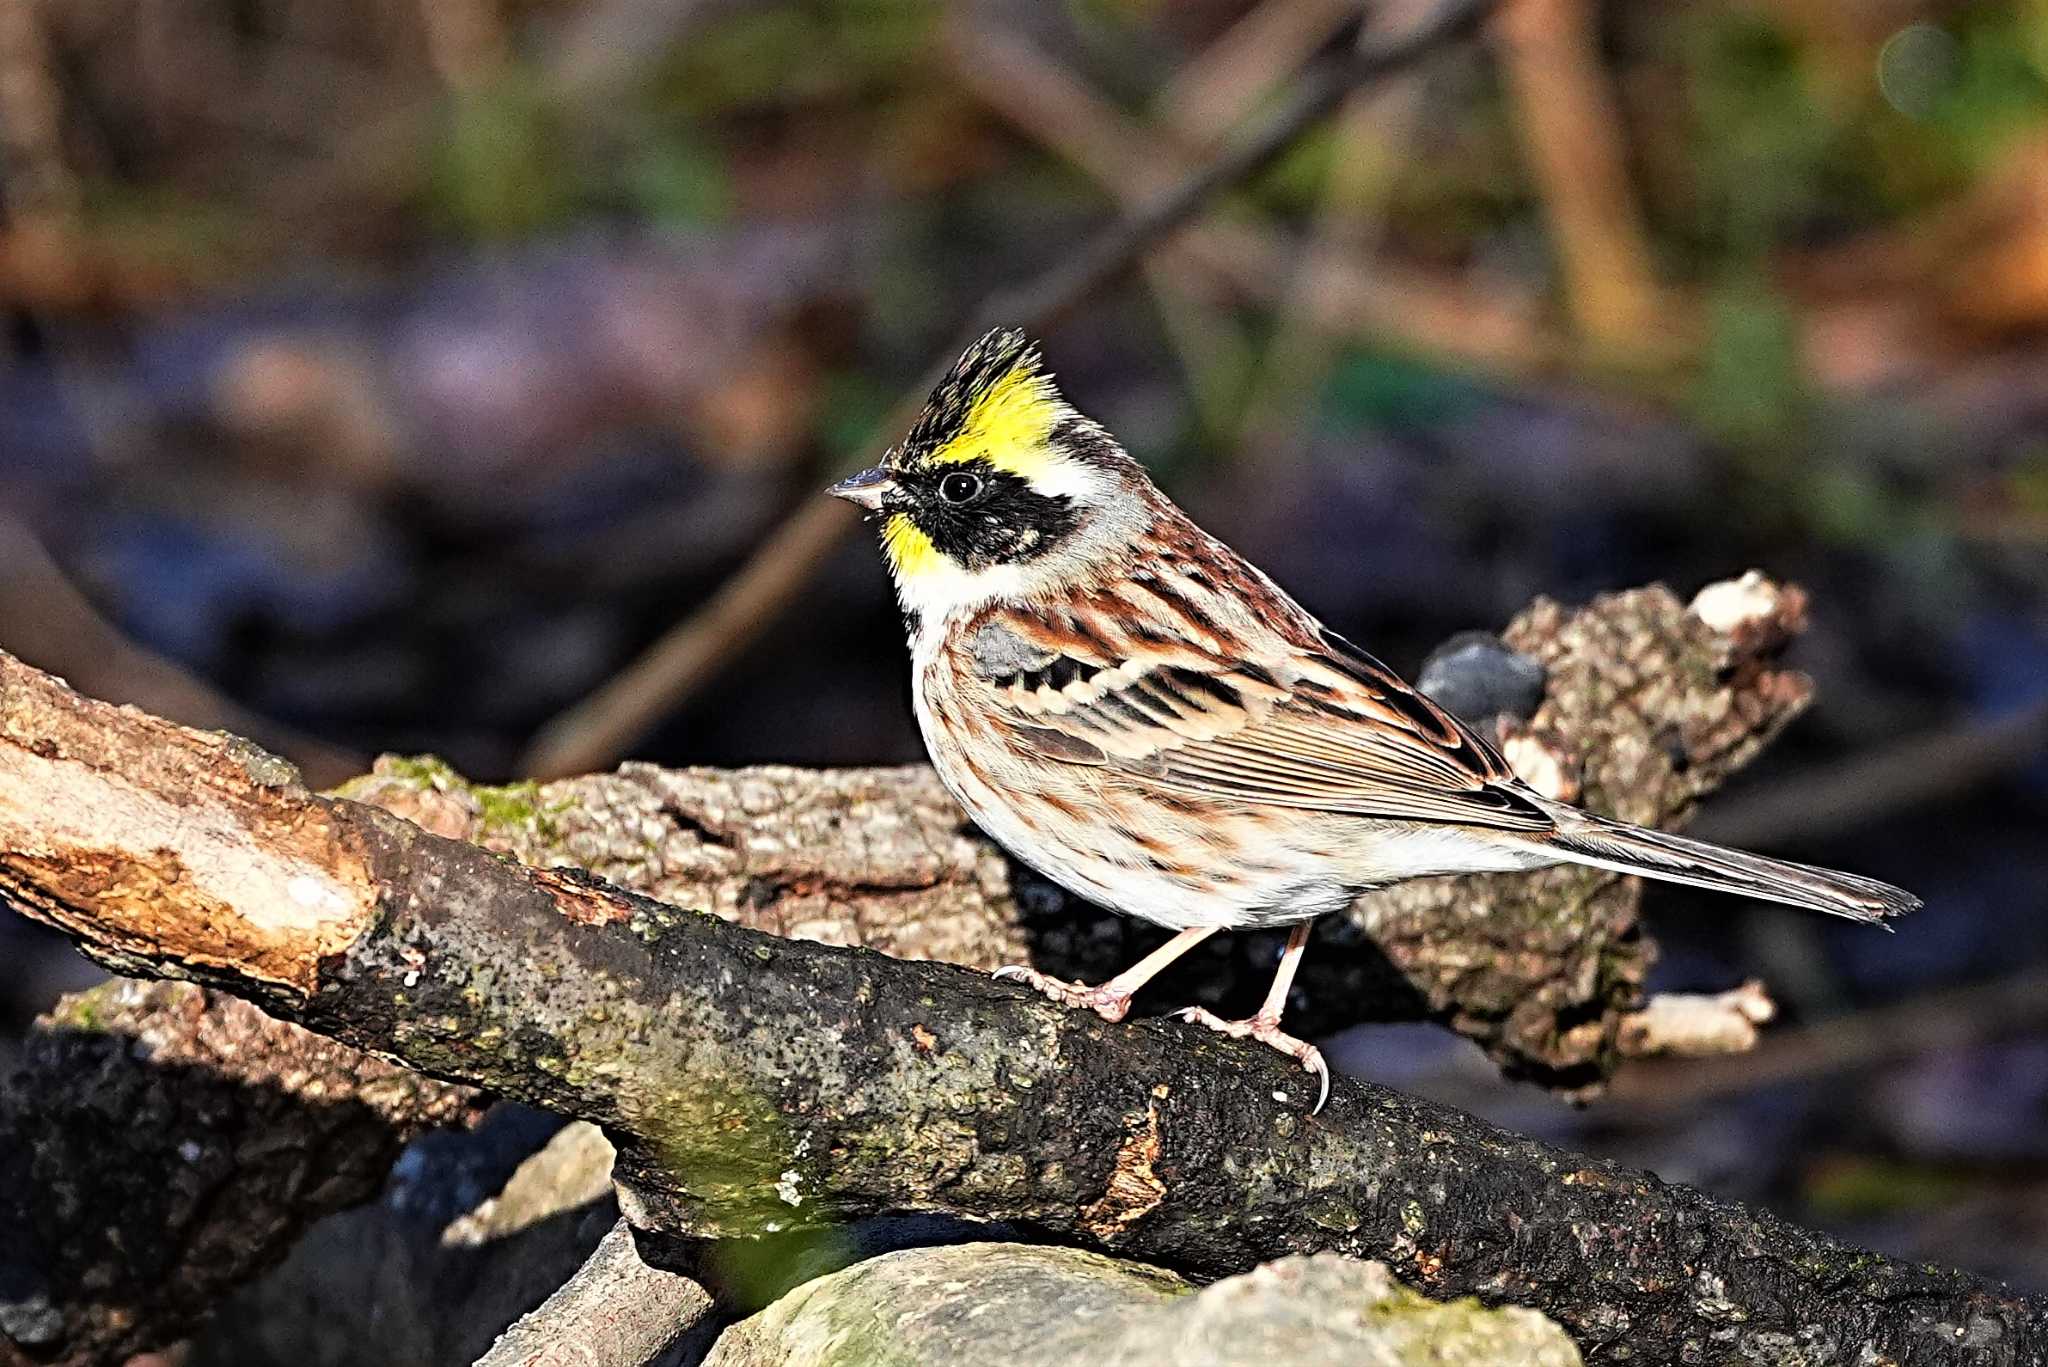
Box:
[1174,1006,1331,1113]
[990,964,1133,1022]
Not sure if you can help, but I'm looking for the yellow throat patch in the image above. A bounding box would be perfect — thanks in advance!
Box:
[881,513,942,580]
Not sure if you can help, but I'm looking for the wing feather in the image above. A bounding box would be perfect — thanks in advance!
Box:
[964,615,1553,832]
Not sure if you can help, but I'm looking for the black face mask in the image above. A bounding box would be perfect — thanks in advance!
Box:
[891,459,1082,572]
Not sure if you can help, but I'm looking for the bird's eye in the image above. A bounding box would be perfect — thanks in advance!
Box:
[939,472,984,504]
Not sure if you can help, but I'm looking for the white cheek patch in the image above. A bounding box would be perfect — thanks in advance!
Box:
[1022,453,1112,502]
[895,558,1031,624]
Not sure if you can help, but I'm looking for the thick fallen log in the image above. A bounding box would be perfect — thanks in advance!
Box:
[0,649,2034,1366]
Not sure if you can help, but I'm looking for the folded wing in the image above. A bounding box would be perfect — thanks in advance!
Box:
[967,615,1555,833]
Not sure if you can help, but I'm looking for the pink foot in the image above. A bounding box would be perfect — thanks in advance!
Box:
[1173,1006,1330,1113]
[992,964,1133,1022]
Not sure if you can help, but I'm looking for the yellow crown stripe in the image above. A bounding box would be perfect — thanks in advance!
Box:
[929,366,1063,477]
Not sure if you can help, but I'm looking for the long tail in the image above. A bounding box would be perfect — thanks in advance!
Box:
[1533,805,1921,926]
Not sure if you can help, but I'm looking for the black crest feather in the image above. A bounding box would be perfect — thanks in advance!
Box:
[895,328,1043,463]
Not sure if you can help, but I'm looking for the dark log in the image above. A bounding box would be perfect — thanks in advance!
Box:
[0,981,485,1366]
[0,649,2033,1367]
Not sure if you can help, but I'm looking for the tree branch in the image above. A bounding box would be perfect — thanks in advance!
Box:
[14,575,1795,1358]
[0,648,2034,1366]
[474,1218,712,1367]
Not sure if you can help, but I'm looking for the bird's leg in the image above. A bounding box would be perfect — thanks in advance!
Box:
[993,926,1217,1022]
[1174,922,1330,1111]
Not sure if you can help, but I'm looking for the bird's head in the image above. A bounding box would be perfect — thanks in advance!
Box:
[830,329,1153,622]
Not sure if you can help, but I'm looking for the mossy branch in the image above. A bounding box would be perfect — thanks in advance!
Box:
[0,646,2036,1366]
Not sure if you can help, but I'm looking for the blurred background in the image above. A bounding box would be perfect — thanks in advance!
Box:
[3,0,2048,1303]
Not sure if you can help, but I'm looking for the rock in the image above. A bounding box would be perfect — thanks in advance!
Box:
[702,1244,1581,1367]
[1417,631,1548,728]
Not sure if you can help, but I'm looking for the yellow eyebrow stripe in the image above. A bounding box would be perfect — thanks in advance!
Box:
[929,365,1063,477]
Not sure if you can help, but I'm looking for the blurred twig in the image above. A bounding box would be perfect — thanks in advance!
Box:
[1688,697,2048,851]
[943,15,1255,435]
[1491,0,1673,359]
[267,0,723,238]
[419,0,510,91]
[0,516,365,789]
[545,0,724,100]
[944,17,1249,289]
[1235,0,1436,460]
[1158,0,1361,153]
[946,13,1550,374]
[516,0,1499,781]
[0,0,78,223]
[1609,966,2048,1117]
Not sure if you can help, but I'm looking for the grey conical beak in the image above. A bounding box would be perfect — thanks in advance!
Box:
[827,467,894,511]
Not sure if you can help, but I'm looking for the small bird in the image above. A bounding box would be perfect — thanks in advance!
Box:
[831,330,1920,1110]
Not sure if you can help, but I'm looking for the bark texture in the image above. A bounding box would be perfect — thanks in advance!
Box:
[0,645,2033,1367]
[475,1217,714,1367]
